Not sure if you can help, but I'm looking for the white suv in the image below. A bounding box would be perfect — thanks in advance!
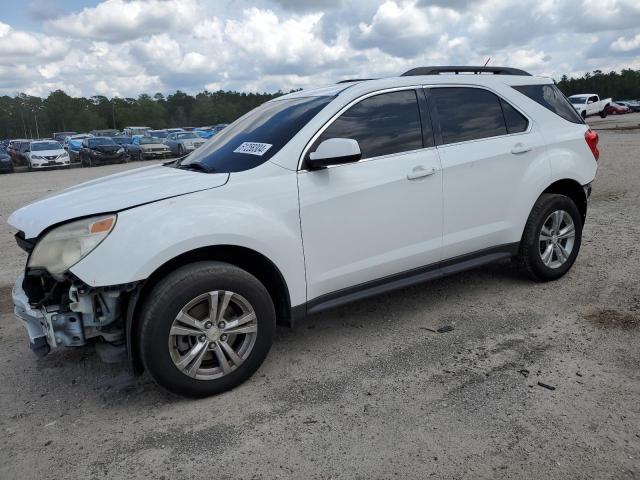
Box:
[9,66,598,397]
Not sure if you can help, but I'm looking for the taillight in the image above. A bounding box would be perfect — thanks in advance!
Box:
[585,129,599,161]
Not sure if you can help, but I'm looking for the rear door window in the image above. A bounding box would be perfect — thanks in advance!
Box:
[513,84,584,124]
[431,87,507,145]
[313,89,423,160]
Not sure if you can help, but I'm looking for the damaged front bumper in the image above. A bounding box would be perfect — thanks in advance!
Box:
[12,274,51,356]
[12,272,132,359]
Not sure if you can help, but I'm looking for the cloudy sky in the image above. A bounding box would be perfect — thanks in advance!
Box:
[1,0,639,98]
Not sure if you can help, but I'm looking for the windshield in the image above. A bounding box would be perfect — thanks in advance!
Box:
[89,138,116,146]
[181,96,332,173]
[177,132,198,140]
[140,137,162,144]
[569,97,586,104]
[112,137,132,144]
[32,141,62,151]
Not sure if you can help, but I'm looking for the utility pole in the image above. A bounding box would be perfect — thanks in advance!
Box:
[112,100,116,129]
[34,111,40,138]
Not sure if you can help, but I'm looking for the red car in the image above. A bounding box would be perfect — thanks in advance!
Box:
[606,102,631,115]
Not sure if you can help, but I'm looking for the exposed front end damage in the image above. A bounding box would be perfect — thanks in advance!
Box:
[12,269,137,361]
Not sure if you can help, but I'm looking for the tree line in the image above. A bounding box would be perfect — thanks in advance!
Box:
[0,89,286,140]
[555,69,639,100]
[1,69,639,140]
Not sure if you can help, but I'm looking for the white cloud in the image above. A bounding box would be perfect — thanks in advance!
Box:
[611,34,640,52]
[45,0,202,42]
[0,0,638,97]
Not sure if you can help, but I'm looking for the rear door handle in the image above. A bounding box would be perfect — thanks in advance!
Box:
[511,143,532,154]
[407,166,437,180]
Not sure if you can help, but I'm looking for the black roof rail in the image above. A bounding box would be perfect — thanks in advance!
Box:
[336,78,374,84]
[401,66,531,76]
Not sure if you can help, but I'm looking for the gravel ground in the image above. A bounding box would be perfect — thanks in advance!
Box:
[1,115,639,479]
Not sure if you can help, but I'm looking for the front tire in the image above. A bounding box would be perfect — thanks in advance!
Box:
[600,107,608,118]
[517,193,582,281]
[138,261,275,398]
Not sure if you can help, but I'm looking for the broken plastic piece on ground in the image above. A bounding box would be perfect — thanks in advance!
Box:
[537,382,556,391]
[437,325,454,333]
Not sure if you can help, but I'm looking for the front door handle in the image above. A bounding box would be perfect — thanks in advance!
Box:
[407,166,437,180]
[511,143,532,154]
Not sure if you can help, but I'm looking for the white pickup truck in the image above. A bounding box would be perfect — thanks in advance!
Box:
[568,94,611,119]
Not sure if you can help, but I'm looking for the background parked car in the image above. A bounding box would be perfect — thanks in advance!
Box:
[568,94,611,118]
[53,131,76,143]
[615,101,640,112]
[8,140,30,166]
[194,128,214,139]
[64,134,94,162]
[148,129,168,139]
[90,129,119,137]
[0,148,14,173]
[164,131,205,156]
[123,126,150,136]
[134,136,172,160]
[112,136,142,161]
[210,123,228,135]
[166,128,184,134]
[606,102,631,115]
[26,140,69,170]
[79,137,127,167]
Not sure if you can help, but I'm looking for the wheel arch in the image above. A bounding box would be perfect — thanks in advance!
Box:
[542,178,587,223]
[126,244,296,374]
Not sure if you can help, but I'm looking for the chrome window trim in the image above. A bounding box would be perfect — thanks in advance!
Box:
[297,83,534,171]
[424,84,533,148]
[297,85,425,172]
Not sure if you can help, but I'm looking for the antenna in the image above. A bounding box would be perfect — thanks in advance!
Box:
[483,57,491,67]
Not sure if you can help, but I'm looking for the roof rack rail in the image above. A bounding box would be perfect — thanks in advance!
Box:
[401,66,531,76]
[336,78,374,84]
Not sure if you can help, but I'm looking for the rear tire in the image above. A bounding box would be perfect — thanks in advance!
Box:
[138,261,275,398]
[516,194,582,281]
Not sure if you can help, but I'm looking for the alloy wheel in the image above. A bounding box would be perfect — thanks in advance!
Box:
[539,209,575,269]
[168,290,258,380]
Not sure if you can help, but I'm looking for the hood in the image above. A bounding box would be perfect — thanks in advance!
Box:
[30,149,65,158]
[182,138,205,146]
[8,164,229,238]
[140,142,167,150]
[92,144,121,153]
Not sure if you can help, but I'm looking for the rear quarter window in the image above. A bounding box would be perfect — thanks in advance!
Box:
[514,84,584,125]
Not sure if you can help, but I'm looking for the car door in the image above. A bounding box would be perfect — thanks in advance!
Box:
[298,88,443,303]
[429,85,549,260]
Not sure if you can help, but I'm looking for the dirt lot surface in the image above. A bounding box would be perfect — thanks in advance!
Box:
[1,115,639,479]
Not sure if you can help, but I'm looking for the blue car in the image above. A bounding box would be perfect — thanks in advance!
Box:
[112,136,142,161]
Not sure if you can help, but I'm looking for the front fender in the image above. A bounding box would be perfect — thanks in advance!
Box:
[70,162,306,307]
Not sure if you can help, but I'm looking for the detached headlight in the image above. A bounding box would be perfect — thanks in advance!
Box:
[28,214,116,276]
[117,148,124,154]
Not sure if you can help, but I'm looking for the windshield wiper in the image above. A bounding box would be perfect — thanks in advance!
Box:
[178,162,215,173]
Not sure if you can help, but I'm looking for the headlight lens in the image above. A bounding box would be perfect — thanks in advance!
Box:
[28,214,116,275]
[117,148,124,154]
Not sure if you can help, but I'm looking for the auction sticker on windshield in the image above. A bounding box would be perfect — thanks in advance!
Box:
[233,142,272,156]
